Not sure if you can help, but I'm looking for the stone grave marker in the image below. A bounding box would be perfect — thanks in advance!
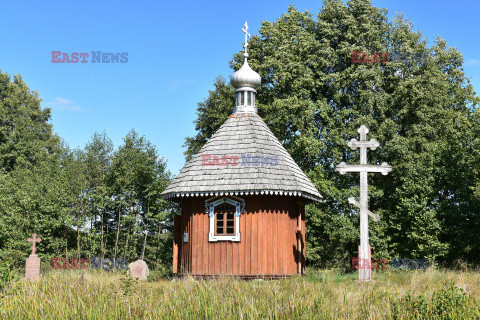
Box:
[25,233,42,280]
[128,260,149,281]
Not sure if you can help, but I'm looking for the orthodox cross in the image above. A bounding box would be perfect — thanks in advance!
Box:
[336,125,392,281]
[242,21,251,55]
[27,233,42,255]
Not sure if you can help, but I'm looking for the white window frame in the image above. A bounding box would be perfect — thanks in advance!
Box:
[208,197,241,242]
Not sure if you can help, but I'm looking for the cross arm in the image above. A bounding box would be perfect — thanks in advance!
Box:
[347,138,380,151]
[335,162,392,175]
[348,197,380,221]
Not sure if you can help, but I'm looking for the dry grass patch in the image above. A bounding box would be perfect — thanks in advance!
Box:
[0,268,479,319]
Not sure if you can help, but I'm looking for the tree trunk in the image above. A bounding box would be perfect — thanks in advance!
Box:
[104,225,109,260]
[114,204,121,261]
[101,208,105,265]
[77,208,81,260]
[158,224,162,255]
[124,229,129,259]
[141,231,148,260]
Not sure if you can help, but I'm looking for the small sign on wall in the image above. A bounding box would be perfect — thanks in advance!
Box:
[183,233,188,242]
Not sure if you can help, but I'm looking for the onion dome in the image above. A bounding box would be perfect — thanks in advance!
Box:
[230,56,261,89]
[230,22,261,113]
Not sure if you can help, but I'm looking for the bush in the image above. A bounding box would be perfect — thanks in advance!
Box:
[148,261,172,280]
[0,260,18,294]
[392,282,480,319]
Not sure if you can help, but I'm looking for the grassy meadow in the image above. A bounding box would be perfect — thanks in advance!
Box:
[1,268,480,319]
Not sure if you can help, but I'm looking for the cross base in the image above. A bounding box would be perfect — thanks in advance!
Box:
[25,254,41,281]
[358,245,372,281]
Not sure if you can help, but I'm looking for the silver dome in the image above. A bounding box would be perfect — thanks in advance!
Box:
[230,58,261,89]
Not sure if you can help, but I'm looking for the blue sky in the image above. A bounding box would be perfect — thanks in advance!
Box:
[1,0,479,175]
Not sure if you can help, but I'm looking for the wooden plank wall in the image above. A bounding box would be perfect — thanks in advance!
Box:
[174,195,304,276]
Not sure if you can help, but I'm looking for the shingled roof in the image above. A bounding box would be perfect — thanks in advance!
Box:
[162,113,322,202]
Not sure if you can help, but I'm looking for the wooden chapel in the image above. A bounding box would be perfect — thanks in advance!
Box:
[162,22,322,277]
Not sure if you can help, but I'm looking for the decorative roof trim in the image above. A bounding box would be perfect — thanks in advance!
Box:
[163,189,322,202]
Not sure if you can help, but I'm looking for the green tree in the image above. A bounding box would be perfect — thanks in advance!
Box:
[108,130,174,265]
[0,73,59,172]
[0,143,73,266]
[184,1,480,266]
[0,71,70,267]
[0,70,176,270]
[83,132,114,260]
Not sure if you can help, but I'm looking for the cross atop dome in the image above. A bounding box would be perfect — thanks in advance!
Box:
[230,21,261,114]
[242,21,251,57]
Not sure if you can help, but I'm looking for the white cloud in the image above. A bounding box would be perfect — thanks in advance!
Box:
[48,97,83,111]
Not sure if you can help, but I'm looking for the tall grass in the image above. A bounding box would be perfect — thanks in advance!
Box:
[1,269,479,319]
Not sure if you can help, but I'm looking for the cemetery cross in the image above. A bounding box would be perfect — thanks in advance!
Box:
[336,125,392,281]
[27,233,42,255]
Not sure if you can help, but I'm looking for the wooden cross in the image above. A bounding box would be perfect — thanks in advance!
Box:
[336,125,392,281]
[242,21,251,55]
[27,233,42,255]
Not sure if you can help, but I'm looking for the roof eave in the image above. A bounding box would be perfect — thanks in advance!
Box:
[161,189,322,203]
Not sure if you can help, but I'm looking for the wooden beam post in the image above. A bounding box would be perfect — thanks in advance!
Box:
[172,215,181,273]
[296,201,304,275]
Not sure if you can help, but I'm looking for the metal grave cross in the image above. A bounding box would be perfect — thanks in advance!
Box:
[336,125,392,281]
[27,233,42,256]
[242,21,251,54]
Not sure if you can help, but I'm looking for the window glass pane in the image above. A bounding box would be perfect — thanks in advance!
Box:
[241,92,244,105]
[236,92,240,106]
[213,201,237,237]
[247,91,251,105]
